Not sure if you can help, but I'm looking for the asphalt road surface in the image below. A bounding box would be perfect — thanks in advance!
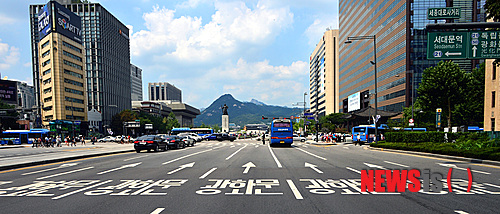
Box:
[0,140,499,214]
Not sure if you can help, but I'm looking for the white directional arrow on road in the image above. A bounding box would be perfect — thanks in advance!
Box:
[305,162,323,174]
[437,163,490,175]
[168,162,195,174]
[363,162,387,170]
[97,162,142,175]
[23,162,80,175]
[242,162,256,174]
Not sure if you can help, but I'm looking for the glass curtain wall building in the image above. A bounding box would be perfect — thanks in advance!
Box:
[30,0,131,127]
[339,0,485,114]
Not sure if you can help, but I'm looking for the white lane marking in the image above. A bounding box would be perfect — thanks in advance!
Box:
[286,179,304,200]
[343,147,349,150]
[230,145,235,148]
[37,167,94,180]
[294,147,327,160]
[454,211,469,214]
[364,162,387,170]
[22,163,80,175]
[162,148,216,165]
[97,162,142,175]
[52,180,113,200]
[438,163,491,175]
[151,208,165,214]
[305,162,323,174]
[268,144,283,168]
[199,167,217,179]
[255,145,259,148]
[346,167,361,174]
[225,144,248,160]
[242,162,256,174]
[384,161,409,168]
[167,162,195,175]
[123,155,149,161]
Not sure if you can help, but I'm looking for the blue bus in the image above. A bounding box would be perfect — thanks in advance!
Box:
[351,125,386,143]
[170,128,214,136]
[1,129,51,145]
[270,118,293,146]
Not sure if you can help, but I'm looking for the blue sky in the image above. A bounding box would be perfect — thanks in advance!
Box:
[0,0,338,109]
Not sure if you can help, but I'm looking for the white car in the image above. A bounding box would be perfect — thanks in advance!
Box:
[179,133,202,142]
[293,134,306,142]
[97,136,116,142]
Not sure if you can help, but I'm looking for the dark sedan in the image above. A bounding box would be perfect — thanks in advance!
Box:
[134,135,167,153]
[216,133,236,142]
[163,135,185,149]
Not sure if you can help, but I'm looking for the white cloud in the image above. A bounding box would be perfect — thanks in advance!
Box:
[0,39,20,70]
[130,1,293,62]
[176,0,210,8]
[0,14,17,26]
[304,14,338,45]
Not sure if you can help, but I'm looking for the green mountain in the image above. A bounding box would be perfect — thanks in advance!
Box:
[194,94,303,127]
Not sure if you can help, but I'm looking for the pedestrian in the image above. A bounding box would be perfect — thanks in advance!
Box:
[56,135,62,147]
[262,134,265,145]
[65,136,69,146]
[91,136,96,145]
[71,136,77,147]
[356,134,361,146]
[81,136,86,145]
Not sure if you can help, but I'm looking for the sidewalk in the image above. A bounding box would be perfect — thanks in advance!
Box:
[0,142,134,171]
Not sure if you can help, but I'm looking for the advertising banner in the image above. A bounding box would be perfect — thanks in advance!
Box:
[348,92,360,112]
[38,4,52,41]
[0,79,18,105]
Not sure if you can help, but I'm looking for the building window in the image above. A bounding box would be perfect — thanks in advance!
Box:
[65,96,84,104]
[43,87,52,94]
[42,50,50,58]
[492,118,496,131]
[41,41,49,49]
[63,50,82,62]
[42,69,51,76]
[63,41,82,53]
[43,78,51,85]
[493,91,496,108]
[65,87,84,95]
[64,60,83,70]
[64,78,84,87]
[494,63,497,80]
[42,59,50,67]
[44,97,52,102]
[66,106,84,112]
[64,69,83,79]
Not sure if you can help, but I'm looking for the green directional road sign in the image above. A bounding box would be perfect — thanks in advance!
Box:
[427,7,461,20]
[469,31,500,59]
[427,32,468,60]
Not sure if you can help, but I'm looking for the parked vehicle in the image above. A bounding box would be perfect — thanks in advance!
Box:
[204,133,220,141]
[163,135,185,149]
[97,136,116,142]
[133,135,167,153]
[292,134,306,142]
[178,133,202,142]
[179,135,195,147]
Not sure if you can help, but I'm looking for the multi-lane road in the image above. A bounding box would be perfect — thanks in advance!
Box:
[0,140,499,213]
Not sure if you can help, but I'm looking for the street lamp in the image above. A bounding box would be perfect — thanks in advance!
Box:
[292,92,308,136]
[345,35,378,143]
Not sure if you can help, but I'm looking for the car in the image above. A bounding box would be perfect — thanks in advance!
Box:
[179,135,195,147]
[97,136,116,142]
[179,133,202,142]
[205,133,220,141]
[216,133,236,142]
[293,134,306,142]
[163,135,185,149]
[133,135,167,153]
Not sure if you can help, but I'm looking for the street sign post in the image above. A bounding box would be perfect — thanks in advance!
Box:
[436,108,442,129]
[469,31,500,59]
[409,118,414,127]
[427,32,468,59]
[427,7,461,20]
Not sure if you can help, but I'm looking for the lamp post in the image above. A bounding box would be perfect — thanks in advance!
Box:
[292,92,308,137]
[345,35,378,143]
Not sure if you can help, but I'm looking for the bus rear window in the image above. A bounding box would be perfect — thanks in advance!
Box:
[353,128,365,132]
[273,122,291,127]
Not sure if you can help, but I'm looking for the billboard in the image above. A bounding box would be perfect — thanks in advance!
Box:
[38,1,82,44]
[347,92,360,112]
[0,79,18,105]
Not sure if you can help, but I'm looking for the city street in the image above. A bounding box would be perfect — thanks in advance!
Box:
[0,140,499,213]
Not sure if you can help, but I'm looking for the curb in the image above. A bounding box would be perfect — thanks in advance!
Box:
[367,146,500,167]
[0,149,135,171]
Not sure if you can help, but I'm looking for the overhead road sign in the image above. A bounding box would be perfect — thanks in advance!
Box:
[427,7,461,20]
[428,31,500,60]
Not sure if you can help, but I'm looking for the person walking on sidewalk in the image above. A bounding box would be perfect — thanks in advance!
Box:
[81,135,86,146]
[56,136,62,147]
[91,136,96,145]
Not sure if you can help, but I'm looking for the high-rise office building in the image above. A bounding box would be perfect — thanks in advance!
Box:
[309,29,340,117]
[36,1,87,126]
[30,0,131,127]
[131,64,142,102]
[17,81,35,111]
[339,0,485,113]
[148,82,182,102]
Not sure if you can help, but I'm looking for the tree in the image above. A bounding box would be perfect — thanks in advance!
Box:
[319,113,347,132]
[417,61,468,128]
[485,0,500,22]
[165,112,180,132]
[0,99,19,130]
[454,63,485,126]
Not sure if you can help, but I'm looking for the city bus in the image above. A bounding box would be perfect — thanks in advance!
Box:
[269,118,293,146]
[170,127,214,136]
[0,129,52,145]
[351,125,386,143]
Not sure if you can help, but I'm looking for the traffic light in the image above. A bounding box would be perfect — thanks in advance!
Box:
[262,116,268,120]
